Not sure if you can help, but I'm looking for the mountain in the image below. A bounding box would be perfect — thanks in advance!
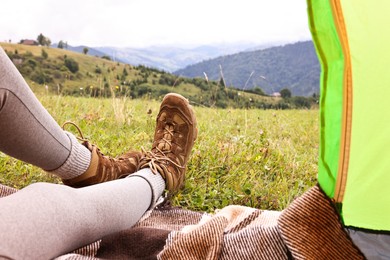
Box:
[52,43,107,58]
[50,41,319,96]
[94,43,267,72]
[174,41,321,96]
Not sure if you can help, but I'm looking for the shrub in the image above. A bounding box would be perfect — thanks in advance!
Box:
[94,66,102,74]
[53,71,62,79]
[280,88,292,98]
[41,49,48,59]
[26,59,37,69]
[291,96,311,109]
[64,58,79,73]
[30,70,52,84]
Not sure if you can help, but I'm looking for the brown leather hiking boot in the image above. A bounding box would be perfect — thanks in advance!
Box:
[61,122,142,188]
[138,93,197,194]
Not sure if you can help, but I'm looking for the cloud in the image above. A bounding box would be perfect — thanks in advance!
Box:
[0,0,311,47]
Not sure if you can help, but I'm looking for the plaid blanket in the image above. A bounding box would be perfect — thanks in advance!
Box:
[0,184,364,259]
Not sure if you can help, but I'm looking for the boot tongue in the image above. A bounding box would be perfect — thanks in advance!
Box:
[173,114,185,124]
[157,142,170,150]
[158,124,174,151]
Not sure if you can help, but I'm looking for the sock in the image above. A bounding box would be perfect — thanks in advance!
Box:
[127,168,166,209]
[48,132,92,180]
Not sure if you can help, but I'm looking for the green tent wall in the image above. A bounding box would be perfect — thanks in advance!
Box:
[307,0,390,231]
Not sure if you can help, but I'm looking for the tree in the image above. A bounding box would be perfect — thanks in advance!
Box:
[121,68,128,81]
[37,33,45,45]
[83,47,89,55]
[123,68,128,77]
[36,33,51,47]
[219,77,226,89]
[280,88,292,98]
[45,38,52,47]
[57,40,64,49]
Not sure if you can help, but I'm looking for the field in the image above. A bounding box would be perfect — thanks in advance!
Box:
[0,94,319,212]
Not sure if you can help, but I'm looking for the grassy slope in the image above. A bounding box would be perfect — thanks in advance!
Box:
[0,94,319,212]
[0,42,190,96]
[1,43,289,109]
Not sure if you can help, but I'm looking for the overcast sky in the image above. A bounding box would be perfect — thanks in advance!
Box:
[0,0,311,48]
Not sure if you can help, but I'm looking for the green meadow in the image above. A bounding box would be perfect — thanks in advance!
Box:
[0,94,319,212]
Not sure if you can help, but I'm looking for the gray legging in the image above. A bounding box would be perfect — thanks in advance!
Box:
[0,47,164,259]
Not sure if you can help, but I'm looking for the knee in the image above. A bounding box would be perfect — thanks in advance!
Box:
[0,88,10,111]
[23,182,75,196]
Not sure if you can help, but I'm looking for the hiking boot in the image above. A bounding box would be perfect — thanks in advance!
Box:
[138,93,198,194]
[61,122,142,188]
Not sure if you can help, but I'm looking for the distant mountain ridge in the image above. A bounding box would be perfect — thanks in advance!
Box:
[174,41,320,96]
[52,44,106,58]
[94,43,271,72]
[52,41,320,96]
[55,43,272,72]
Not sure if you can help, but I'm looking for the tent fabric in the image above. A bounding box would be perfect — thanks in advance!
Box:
[307,0,345,199]
[308,0,390,230]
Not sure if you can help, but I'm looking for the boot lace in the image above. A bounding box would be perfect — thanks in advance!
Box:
[140,123,184,175]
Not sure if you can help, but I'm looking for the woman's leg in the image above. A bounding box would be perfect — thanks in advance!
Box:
[0,55,197,259]
[0,47,146,186]
[0,169,165,260]
[0,47,91,179]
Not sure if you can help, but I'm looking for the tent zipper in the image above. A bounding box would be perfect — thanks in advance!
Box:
[329,0,353,203]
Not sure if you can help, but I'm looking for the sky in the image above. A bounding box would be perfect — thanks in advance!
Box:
[0,0,311,48]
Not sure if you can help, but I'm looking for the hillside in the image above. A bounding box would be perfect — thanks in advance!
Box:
[1,42,144,96]
[175,41,321,96]
[0,42,317,109]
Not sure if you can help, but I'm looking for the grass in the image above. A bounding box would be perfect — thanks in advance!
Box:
[0,94,319,212]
